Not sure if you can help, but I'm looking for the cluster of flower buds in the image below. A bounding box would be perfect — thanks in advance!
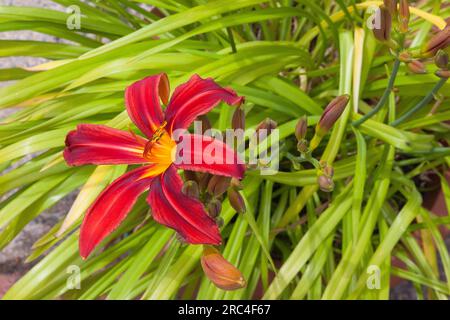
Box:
[421,24,450,58]
[201,246,246,291]
[377,1,409,36]
[317,161,335,192]
[399,51,427,74]
[309,95,350,151]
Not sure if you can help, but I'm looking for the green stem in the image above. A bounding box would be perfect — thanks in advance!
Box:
[352,58,401,127]
[226,27,237,53]
[390,77,448,127]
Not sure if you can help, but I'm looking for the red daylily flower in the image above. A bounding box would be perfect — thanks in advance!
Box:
[64,73,245,258]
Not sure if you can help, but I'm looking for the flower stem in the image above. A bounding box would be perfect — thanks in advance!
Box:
[390,77,448,127]
[352,58,401,127]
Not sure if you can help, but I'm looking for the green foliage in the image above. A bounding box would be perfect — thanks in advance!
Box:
[0,0,449,300]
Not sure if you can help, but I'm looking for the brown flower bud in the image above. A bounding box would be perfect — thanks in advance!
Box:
[207,176,231,197]
[421,25,450,57]
[309,95,349,151]
[182,180,200,199]
[384,0,397,16]
[295,115,308,141]
[317,175,334,192]
[317,95,350,135]
[407,60,427,74]
[398,0,410,33]
[198,173,212,192]
[183,170,199,184]
[228,188,246,214]
[373,6,392,42]
[232,106,245,131]
[201,246,246,291]
[207,199,222,218]
[435,69,450,79]
[435,50,449,69]
[255,118,277,135]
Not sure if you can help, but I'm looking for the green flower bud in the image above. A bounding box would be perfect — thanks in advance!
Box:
[297,139,309,153]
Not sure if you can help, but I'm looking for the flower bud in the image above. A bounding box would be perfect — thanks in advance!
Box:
[384,0,397,16]
[398,0,410,33]
[295,115,308,141]
[207,176,231,197]
[435,69,450,79]
[198,115,212,134]
[317,175,334,192]
[255,118,277,135]
[232,106,245,131]
[407,60,427,74]
[230,178,243,190]
[215,216,224,228]
[228,188,246,214]
[398,51,412,62]
[183,170,199,184]
[207,199,222,218]
[201,246,246,291]
[323,164,334,178]
[182,180,200,199]
[373,6,392,42]
[435,50,449,69]
[198,173,212,192]
[309,95,349,151]
[316,95,350,136]
[297,139,308,153]
[421,25,450,57]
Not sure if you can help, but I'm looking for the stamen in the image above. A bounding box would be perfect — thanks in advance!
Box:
[143,121,168,160]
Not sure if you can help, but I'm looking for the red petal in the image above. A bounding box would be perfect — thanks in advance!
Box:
[173,134,245,179]
[147,165,221,245]
[165,74,243,132]
[125,73,169,138]
[64,124,148,166]
[80,165,165,258]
